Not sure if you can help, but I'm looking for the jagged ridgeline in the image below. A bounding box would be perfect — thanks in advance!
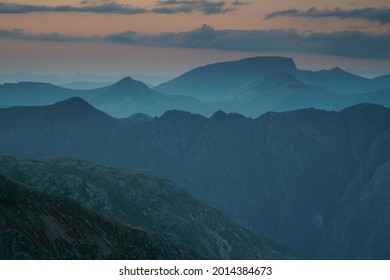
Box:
[0,156,299,260]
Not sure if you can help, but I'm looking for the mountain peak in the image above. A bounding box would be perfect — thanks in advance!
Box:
[105,76,151,95]
[51,97,112,120]
[239,56,297,70]
[112,76,149,89]
[329,67,344,73]
[52,97,90,108]
[116,76,136,84]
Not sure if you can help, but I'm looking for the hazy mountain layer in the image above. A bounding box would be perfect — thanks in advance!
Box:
[156,57,299,101]
[1,57,389,118]
[0,156,298,260]
[0,175,202,260]
[0,77,217,118]
[156,57,390,100]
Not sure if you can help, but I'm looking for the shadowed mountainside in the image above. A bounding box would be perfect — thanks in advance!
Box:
[0,99,390,258]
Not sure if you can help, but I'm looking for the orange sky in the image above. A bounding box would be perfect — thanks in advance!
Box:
[1,0,389,34]
[0,0,389,77]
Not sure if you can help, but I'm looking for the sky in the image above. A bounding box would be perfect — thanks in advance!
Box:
[0,0,389,80]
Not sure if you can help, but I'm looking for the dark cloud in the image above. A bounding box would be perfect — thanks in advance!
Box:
[1,25,389,58]
[0,0,244,15]
[153,0,237,15]
[231,1,250,6]
[104,25,390,58]
[265,7,390,25]
[0,1,146,14]
[0,28,97,42]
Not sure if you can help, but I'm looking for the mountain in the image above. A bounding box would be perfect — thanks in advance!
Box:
[0,77,219,118]
[2,59,390,118]
[0,97,118,160]
[0,82,96,106]
[296,67,376,94]
[0,175,202,260]
[219,72,390,117]
[317,128,390,259]
[119,113,154,125]
[60,81,114,90]
[220,72,351,116]
[0,72,122,85]
[371,74,390,90]
[156,57,390,101]
[1,99,390,258]
[89,76,217,118]
[155,57,299,101]
[0,156,299,260]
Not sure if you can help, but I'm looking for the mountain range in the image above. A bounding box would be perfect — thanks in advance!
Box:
[1,57,389,118]
[0,98,390,259]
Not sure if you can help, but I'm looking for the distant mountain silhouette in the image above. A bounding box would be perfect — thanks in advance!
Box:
[1,58,390,118]
[60,81,114,90]
[1,100,390,258]
[156,57,390,100]
[155,57,299,101]
[219,72,390,117]
[372,74,390,89]
[0,77,218,118]
[0,81,94,106]
[295,67,375,94]
[89,76,216,117]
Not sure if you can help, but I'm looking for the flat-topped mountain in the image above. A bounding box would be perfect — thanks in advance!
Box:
[156,57,390,101]
[155,57,299,101]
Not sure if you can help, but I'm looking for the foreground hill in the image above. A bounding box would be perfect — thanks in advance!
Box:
[0,156,298,260]
[1,99,390,258]
[0,175,202,260]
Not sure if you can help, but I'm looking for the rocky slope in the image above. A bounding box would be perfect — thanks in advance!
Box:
[0,156,298,260]
[0,175,202,260]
